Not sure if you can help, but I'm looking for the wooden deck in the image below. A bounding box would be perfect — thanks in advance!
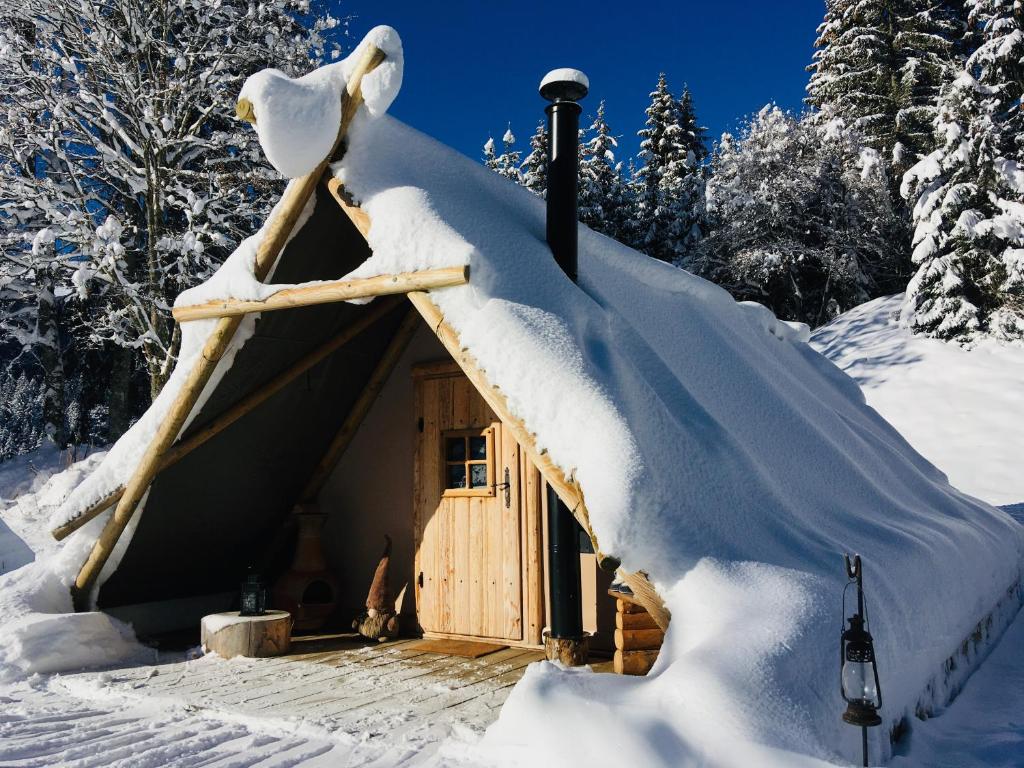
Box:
[55,633,550,742]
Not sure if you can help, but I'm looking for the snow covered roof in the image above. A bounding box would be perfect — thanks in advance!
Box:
[25,26,1024,765]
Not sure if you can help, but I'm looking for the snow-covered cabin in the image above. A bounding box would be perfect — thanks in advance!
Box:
[42,27,1024,765]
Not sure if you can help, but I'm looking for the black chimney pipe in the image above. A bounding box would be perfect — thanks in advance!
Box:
[540,68,588,664]
[541,68,587,281]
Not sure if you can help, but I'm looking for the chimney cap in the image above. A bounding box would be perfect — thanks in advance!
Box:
[539,68,589,102]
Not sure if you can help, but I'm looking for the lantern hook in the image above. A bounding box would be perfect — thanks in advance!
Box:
[844,553,861,581]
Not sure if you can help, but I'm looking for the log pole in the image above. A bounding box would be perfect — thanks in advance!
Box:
[70,45,387,610]
[171,266,468,323]
[613,649,660,676]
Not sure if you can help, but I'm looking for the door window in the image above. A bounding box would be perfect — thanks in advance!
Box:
[442,428,495,496]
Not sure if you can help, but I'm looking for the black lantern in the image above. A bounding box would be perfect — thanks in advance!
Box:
[239,571,267,617]
[840,554,883,766]
[841,614,882,726]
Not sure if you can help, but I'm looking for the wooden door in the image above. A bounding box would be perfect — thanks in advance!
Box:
[413,363,525,642]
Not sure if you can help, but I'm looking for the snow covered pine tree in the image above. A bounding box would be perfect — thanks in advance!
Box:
[521,121,549,199]
[900,0,1024,341]
[483,128,523,184]
[0,0,343,412]
[631,75,707,263]
[807,0,965,179]
[578,102,630,241]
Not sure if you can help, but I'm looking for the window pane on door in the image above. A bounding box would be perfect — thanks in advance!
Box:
[446,437,466,461]
[447,464,467,489]
[469,463,488,488]
[469,435,487,460]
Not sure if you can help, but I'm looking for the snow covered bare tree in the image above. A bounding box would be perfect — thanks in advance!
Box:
[699,106,904,326]
[0,0,343,407]
[900,0,1024,341]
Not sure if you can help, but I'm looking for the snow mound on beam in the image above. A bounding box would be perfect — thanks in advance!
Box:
[239,25,403,179]
[333,112,1024,765]
[812,294,1024,507]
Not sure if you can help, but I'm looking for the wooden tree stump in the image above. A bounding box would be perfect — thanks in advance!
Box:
[544,632,590,666]
[201,611,292,659]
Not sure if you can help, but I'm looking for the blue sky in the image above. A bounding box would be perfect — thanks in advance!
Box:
[336,1,825,164]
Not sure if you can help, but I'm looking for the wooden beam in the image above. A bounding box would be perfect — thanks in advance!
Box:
[329,181,371,237]
[617,571,670,633]
[172,266,468,323]
[614,627,664,651]
[300,309,422,502]
[615,611,661,630]
[614,649,660,676]
[327,177,372,237]
[70,45,388,610]
[324,183,672,633]
[51,297,401,542]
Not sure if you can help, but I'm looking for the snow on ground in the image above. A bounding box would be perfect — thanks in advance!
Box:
[0,445,149,681]
[813,294,1024,507]
[1,444,107,559]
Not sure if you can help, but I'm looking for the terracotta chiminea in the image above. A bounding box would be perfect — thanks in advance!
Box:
[271,504,338,631]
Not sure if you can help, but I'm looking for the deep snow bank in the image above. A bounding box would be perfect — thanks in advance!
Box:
[0,448,147,680]
[813,295,1024,507]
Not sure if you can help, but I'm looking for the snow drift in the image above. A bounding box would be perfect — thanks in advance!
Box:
[3,25,1023,767]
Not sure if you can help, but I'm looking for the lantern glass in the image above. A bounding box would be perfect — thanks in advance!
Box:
[240,573,266,617]
[842,657,879,707]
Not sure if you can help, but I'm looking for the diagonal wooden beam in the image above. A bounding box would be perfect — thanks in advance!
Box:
[70,45,388,610]
[300,308,422,503]
[51,297,401,542]
[171,266,468,323]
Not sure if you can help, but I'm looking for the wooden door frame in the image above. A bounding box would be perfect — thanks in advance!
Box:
[412,360,545,648]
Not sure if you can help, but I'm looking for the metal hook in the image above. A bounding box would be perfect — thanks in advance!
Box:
[844,553,861,581]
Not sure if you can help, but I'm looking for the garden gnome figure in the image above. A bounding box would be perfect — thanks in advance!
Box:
[353,535,399,641]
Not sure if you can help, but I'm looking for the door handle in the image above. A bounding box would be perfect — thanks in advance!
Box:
[493,467,511,508]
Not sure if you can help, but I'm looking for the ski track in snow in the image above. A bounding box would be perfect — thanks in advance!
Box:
[0,681,341,768]
[0,671,484,768]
